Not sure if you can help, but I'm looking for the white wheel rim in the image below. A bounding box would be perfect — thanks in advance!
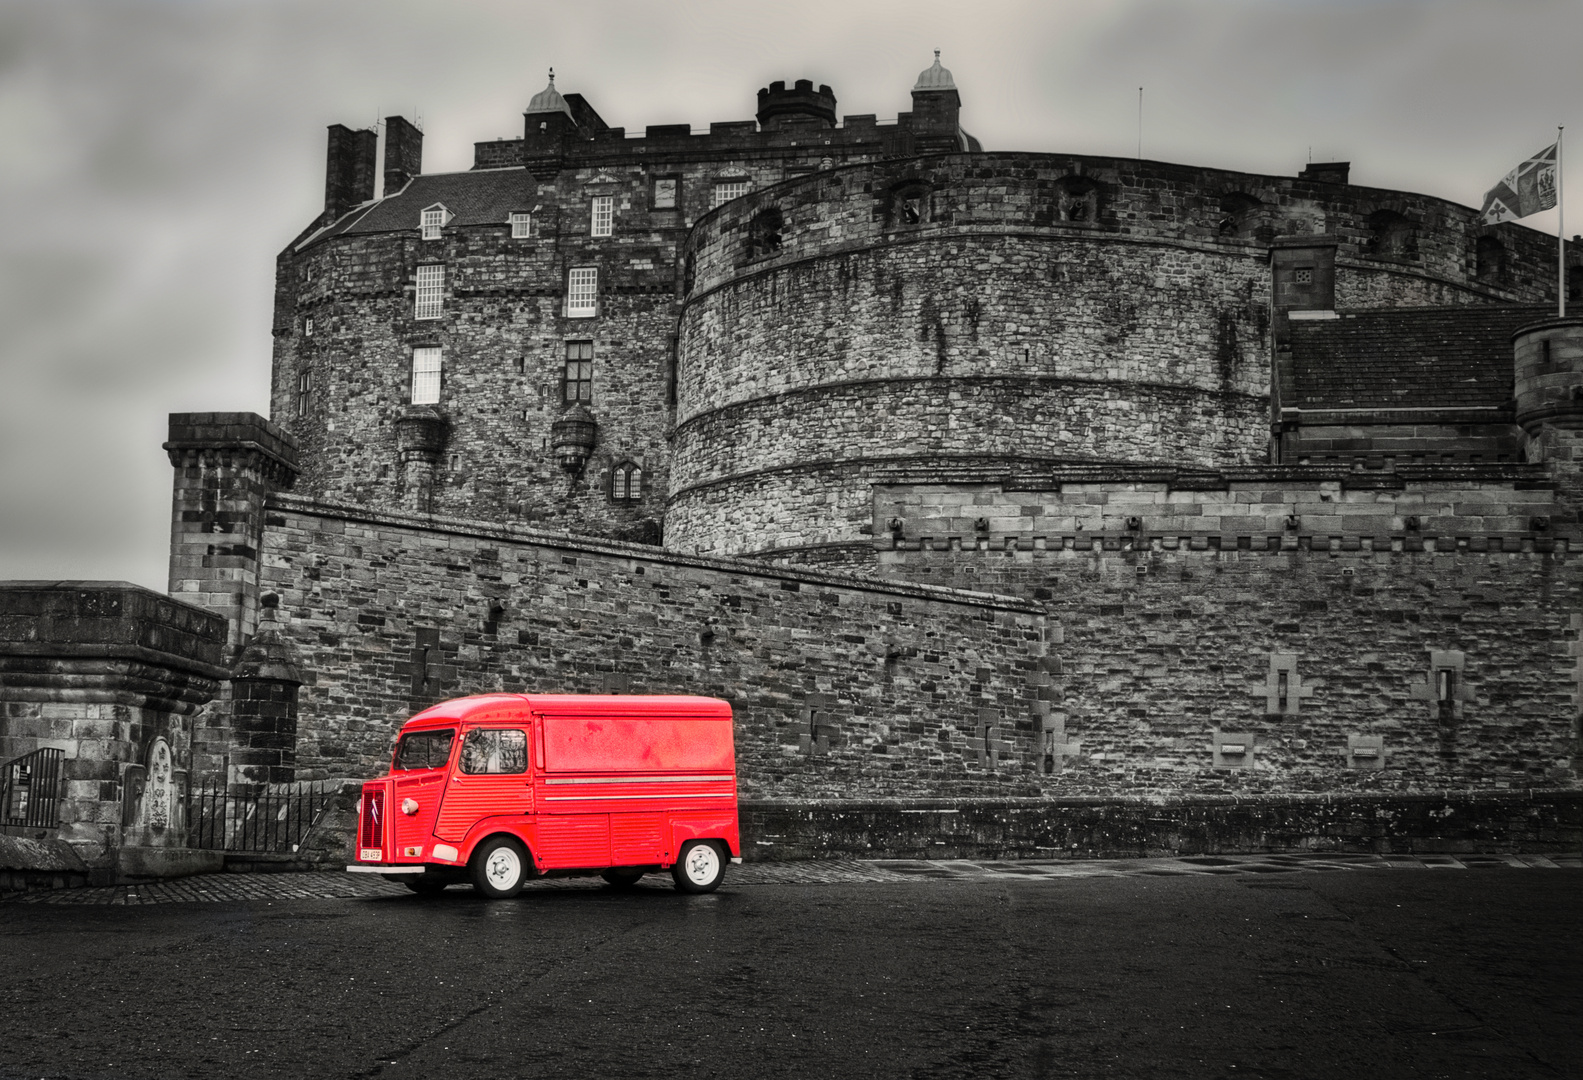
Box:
[682,845,720,886]
[485,847,521,889]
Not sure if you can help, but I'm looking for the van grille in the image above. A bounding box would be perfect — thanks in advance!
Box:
[359,786,385,852]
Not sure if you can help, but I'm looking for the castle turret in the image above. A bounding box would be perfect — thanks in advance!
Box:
[1514,317,1583,501]
[756,79,837,131]
[523,70,579,157]
[908,51,964,153]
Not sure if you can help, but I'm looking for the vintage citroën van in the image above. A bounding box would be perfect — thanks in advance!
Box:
[347,694,740,897]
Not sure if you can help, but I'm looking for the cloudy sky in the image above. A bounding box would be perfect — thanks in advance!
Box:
[1,0,1579,591]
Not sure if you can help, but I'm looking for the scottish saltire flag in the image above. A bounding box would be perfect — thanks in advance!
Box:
[1481,143,1558,223]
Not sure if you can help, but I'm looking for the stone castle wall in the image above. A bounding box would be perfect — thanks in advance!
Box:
[257,494,1048,798]
[668,154,1558,558]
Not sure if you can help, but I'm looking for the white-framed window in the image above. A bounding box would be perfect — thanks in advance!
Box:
[508,212,533,239]
[414,263,443,320]
[411,347,442,405]
[303,317,314,337]
[566,267,598,317]
[712,180,749,208]
[295,369,312,418]
[590,195,614,237]
[420,207,445,240]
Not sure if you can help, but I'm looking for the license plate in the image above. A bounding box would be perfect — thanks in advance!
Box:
[360,848,382,861]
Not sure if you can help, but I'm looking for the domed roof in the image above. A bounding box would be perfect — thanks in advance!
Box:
[527,69,573,117]
[913,50,956,91]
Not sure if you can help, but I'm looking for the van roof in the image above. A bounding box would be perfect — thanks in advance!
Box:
[399,693,732,730]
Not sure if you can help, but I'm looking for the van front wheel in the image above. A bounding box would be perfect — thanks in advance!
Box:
[471,838,529,899]
[671,840,725,894]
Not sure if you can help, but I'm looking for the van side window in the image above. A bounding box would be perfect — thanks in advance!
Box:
[395,729,455,771]
[460,728,528,774]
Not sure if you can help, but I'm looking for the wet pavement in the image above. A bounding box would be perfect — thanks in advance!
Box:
[1,856,1578,1079]
[6,850,1576,905]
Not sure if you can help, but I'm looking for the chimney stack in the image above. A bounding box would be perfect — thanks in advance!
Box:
[323,124,378,226]
[383,115,423,194]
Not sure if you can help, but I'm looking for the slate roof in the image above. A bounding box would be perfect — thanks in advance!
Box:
[1286,304,1552,411]
[304,168,537,247]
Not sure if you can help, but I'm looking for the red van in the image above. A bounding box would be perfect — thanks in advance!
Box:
[346,694,740,897]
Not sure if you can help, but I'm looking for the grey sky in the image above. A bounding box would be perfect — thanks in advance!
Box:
[1,0,1578,590]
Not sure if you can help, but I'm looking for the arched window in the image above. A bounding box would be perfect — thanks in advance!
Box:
[611,461,643,502]
[747,208,784,259]
[1475,235,1508,284]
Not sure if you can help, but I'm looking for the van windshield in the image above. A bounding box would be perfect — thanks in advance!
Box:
[394,729,455,771]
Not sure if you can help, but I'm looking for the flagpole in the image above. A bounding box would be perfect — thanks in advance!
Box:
[1559,125,1566,318]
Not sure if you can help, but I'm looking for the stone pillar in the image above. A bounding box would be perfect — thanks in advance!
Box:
[165,413,299,657]
[395,405,449,513]
[0,583,228,873]
[1514,317,1583,504]
[230,628,305,786]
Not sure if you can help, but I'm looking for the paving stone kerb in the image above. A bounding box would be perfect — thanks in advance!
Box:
[669,153,1557,558]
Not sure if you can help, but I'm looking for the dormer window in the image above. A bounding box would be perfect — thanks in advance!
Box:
[420,206,447,240]
[590,196,613,237]
[508,212,533,239]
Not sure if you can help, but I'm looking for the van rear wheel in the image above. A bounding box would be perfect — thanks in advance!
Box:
[671,840,725,894]
[471,838,529,899]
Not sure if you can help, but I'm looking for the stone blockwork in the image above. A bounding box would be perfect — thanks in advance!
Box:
[669,153,1559,559]
[258,493,1046,797]
[0,583,228,860]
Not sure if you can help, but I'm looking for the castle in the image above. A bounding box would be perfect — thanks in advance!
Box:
[4,57,1582,873]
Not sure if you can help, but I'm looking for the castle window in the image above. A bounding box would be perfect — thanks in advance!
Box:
[1570,266,1582,302]
[566,267,598,317]
[508,212,533,239]
[563,341,593,403]
[1476,235,1508,284]
[303,317,314,337]
[590,196,614,237]
[712,180,749,208]
[652,175,679,210]
[420,207,445,240]
[414,263,443,320]
[747,207,784,259]
[411,347,442,405]
[295,370,312,418]
[611,461,642,502]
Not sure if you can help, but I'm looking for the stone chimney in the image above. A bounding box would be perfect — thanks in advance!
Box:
[1298,162,1350,185]
[382,115,423,194]
[323,124,378,226]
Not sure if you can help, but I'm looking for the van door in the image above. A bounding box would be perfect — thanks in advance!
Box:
[432,726,532,843]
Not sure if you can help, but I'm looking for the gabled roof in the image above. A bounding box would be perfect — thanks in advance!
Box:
[306,168,536,247]
[1286,304,1552,411]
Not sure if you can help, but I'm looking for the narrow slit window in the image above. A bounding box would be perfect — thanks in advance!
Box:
[566,267,597,317]
[590,196,613,237]
[411,346,442,405]
[295,370,312,417]
[303,317,314,337]
[414,263,444,320]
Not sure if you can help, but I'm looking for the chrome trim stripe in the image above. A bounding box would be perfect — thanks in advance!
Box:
[544,793,737,801]
[543,774,734,785]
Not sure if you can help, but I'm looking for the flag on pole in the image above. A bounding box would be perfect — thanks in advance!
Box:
[1481,143,1559,223]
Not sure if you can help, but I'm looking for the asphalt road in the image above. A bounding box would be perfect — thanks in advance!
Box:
[0,867,1578,1080]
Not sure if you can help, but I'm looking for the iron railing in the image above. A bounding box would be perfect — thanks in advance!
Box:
[0,747,65,834]
[190,780,338,853]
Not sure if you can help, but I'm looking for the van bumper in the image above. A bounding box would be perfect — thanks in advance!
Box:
[346,864,425,874]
